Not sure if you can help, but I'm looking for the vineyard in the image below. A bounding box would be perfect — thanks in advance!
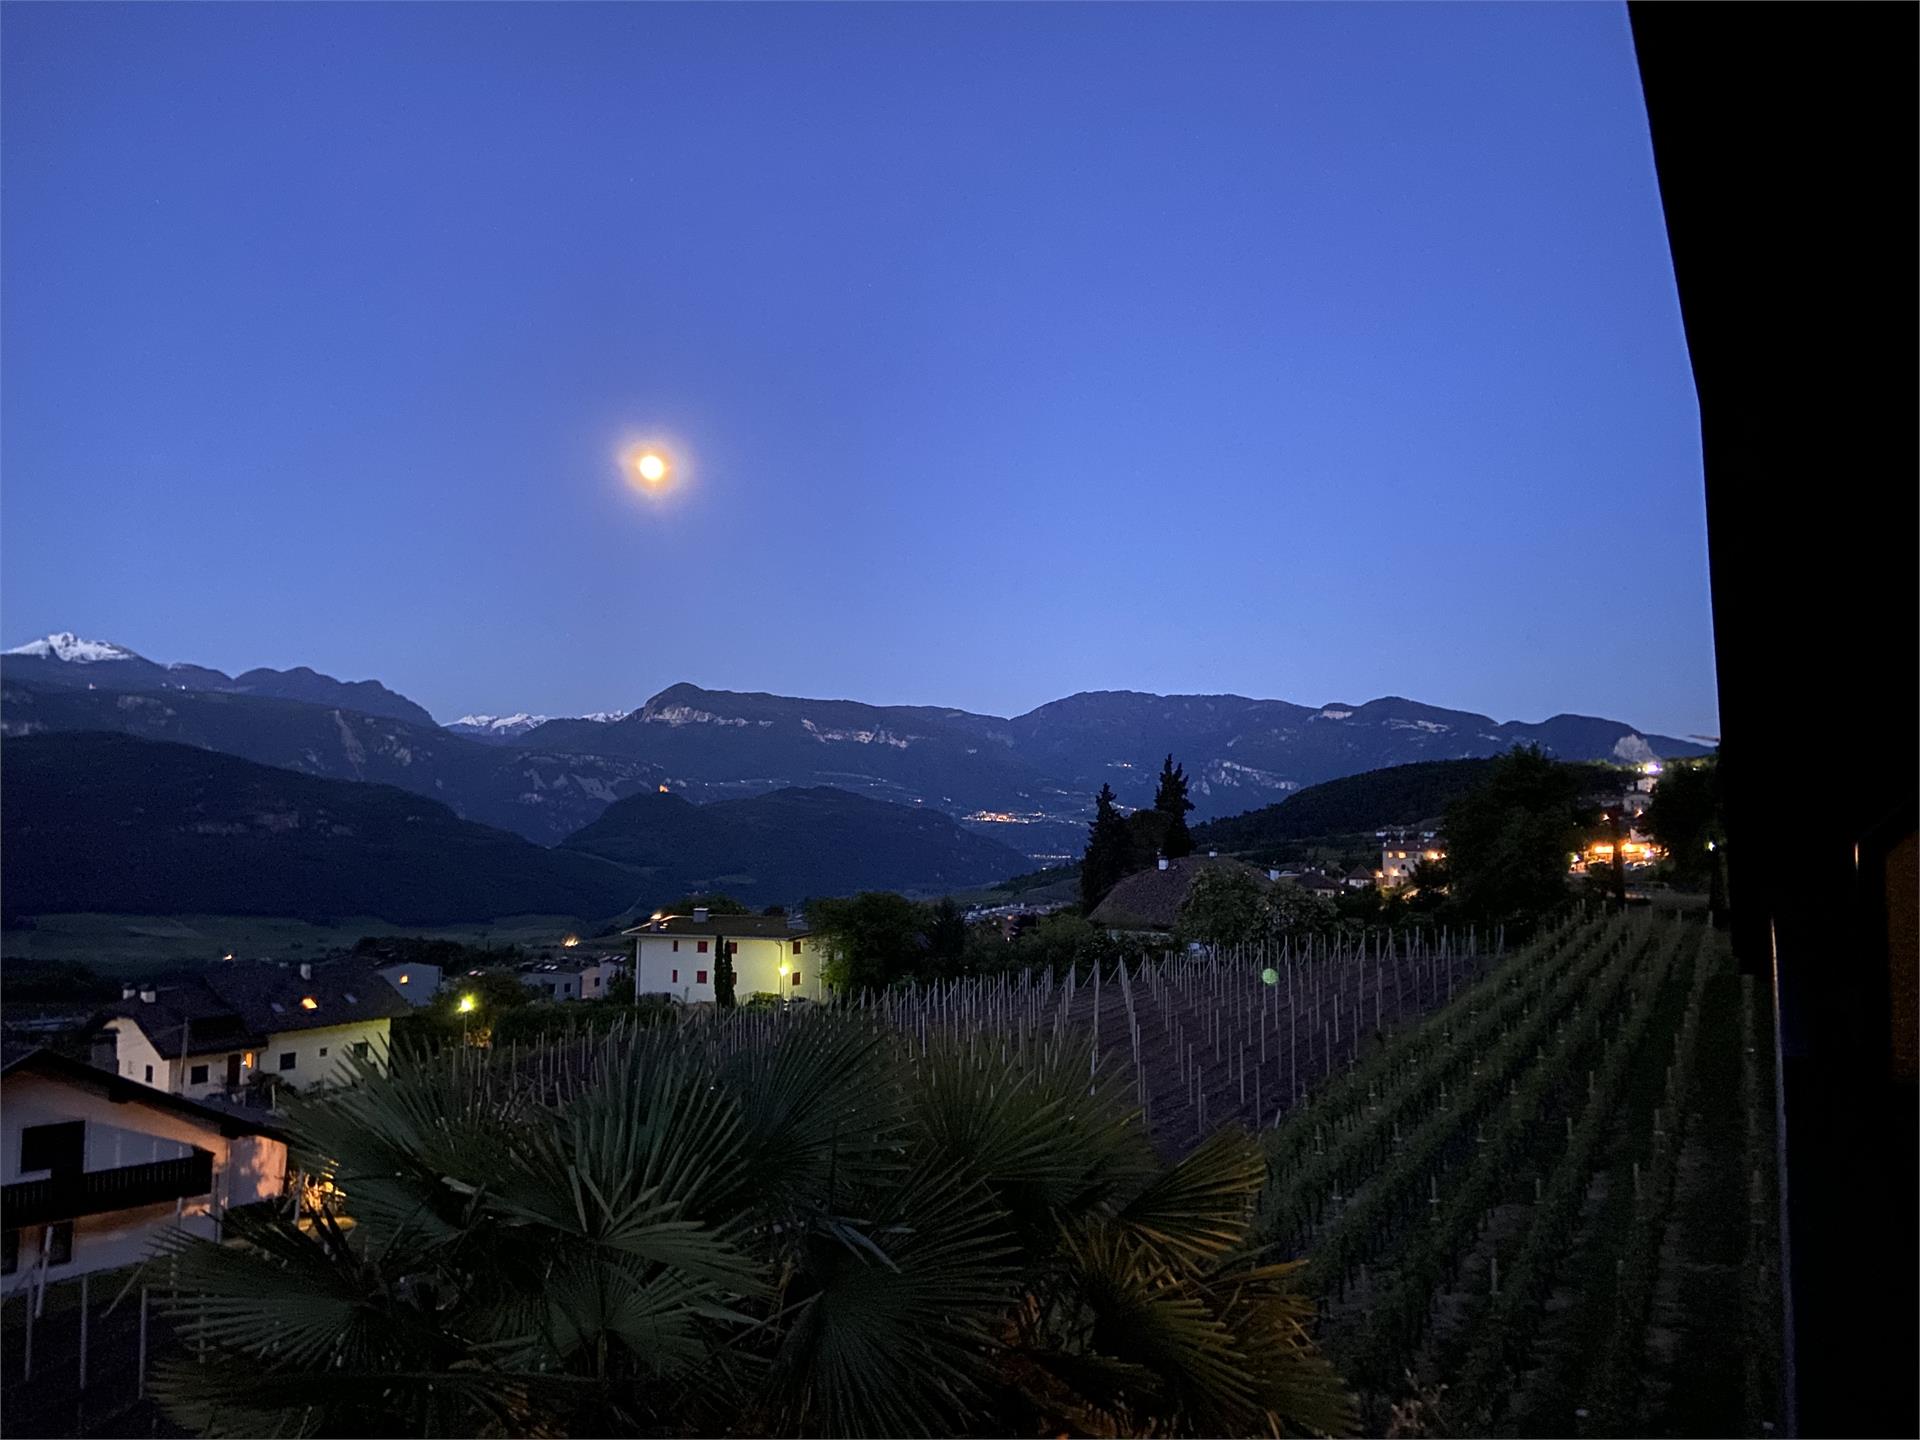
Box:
[1251,909,1785,1436]
[506,910,1783,1437]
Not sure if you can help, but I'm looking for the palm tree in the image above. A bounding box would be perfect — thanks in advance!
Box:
[153,1012,1354,1437]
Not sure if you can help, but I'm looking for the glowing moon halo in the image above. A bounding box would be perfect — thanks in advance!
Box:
[636,452,667,484]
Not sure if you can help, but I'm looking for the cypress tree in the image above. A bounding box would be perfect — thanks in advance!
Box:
[1154,754,1196,858]
[714,934,737,1008]
[1081,783,1131,912]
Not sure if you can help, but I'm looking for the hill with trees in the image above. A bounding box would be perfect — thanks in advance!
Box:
[1190,757,1623,852]
[560,785,1027,907]
[1,733,642,925]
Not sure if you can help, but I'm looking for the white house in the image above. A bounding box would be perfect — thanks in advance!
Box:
[85,960,412,1103]
[373,960,442,1006]
[2,1046,288,1293]
[626,909,815,1003]
[520,956,622,1002]
[1378,830,1446,888]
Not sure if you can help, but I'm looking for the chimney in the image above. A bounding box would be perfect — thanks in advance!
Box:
[138,988,156,1004]
[1156,856,1169,871]
[298,962,312,980]
[693,907,709,924]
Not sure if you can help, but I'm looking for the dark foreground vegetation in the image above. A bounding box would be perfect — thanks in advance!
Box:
[150,1017,1352,1438]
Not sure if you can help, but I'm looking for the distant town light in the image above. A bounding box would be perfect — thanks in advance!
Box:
[658,784,670,793]
[562,935,580,948]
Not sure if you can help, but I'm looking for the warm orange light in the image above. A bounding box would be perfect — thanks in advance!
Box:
[300,996,318,1010]
[658,784,670,793]
[562,935,580,948]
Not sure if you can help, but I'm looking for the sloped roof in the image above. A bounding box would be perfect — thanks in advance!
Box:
[623,914,811,940]
[2,1045,287,1140]
[88,960,411,1058]
[1088,855,1269,933]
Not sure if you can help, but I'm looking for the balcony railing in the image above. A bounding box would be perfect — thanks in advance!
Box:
[2,1149,215,1228]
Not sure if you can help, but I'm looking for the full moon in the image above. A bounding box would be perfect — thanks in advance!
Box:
[636,452,667,483]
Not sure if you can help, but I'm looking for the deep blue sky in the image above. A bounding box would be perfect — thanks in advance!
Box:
[2,2,1717,736]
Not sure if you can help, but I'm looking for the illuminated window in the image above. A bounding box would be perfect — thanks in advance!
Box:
[397,973,409,985]
[243,1052,255,1069]
[300,997,318,1011]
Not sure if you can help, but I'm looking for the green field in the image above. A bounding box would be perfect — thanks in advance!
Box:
[2,912,607,975]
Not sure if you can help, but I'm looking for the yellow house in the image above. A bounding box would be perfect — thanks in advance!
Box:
[626,909,816,1003]
[86,960,411,1102]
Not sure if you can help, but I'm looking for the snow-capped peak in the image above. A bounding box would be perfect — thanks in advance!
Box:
[3,632,140,663]
[449,713,551,734]
[447,708,631,735]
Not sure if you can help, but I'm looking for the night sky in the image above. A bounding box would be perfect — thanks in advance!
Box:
[1,2,1717,736]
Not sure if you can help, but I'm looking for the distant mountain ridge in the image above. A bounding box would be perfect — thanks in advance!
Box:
[2,632,435,728]
[1,632,1711,858]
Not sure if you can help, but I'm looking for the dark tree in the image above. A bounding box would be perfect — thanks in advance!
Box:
[1080,783,1132,912]
[808,891,928,993]
[713,939,737,1008]
[925,897,968,977]
[1153,754,1195,858]
[1644,756,1724,886]
[1444,746,1588,922]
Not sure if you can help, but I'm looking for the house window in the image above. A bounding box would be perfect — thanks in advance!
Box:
[1,1230,16,1276]
[351,1041,370,1060]
[726,941,738,955]
[672,940,680,952]
[319,1047,331,1059]
[278,1052,297,1072]
[671,969,678,982]
[696,970,708,985]
[46,1222,74,1267]
[21,1122,84,1174]
[793,940,803,955]
[696,941,709,954]
[144,1065,153,1084]
[189,1064,209,1085]
[792,971,802,987]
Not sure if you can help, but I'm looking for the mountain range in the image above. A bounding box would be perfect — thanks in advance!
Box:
[0,632,1710,862]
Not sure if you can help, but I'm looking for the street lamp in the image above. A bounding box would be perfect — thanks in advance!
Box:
[458,993,477,1046]
[778,962,791,1008]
